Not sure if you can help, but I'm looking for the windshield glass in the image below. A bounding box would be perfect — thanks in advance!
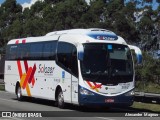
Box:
[80,43,133,85]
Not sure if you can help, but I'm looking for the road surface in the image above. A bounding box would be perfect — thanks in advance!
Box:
[0,91,159,120]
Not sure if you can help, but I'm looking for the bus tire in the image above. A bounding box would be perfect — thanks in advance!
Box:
[57,89,65,109]
[16,85,23,101]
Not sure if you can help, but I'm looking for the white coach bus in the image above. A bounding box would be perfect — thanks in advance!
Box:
[4,28,142,108]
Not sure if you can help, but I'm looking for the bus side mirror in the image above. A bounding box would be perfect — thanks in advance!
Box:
[78,45,84,61]
[129,45,142,64]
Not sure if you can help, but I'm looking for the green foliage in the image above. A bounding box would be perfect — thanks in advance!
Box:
[136,52,156,79]
[135,52,160,93]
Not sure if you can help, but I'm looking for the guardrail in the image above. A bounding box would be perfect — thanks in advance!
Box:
[135,92,160,98]
[135,91,160,104]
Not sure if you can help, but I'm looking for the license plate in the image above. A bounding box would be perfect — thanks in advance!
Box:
[105,98,114,103]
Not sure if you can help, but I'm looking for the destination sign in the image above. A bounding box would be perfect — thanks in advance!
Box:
[88,34,118,40]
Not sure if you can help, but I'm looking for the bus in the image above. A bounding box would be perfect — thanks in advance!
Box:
[4,28,142,108]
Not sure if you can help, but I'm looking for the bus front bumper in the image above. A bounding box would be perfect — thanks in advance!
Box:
[79,87,134,107]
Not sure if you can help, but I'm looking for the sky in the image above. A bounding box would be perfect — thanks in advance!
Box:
[0,0,43,9]
[0,0,31,4]
[0,0,159,10]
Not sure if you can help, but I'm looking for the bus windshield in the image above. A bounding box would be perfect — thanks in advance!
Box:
[80,43,133,85]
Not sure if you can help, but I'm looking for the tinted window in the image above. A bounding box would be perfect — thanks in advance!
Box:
[57,42,78,77]
[30,43,43,60]
[57,42,73,71]
[6,45,18,60]
[6,41,57,60]
[43,41,57,60]
[17,44,30,60]
[80,43,133,85]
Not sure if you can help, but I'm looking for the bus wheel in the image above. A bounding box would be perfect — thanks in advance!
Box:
[57,89,65,108]
[16,85,23,101]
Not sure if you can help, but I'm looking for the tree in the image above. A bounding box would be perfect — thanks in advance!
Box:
[0,0,22,44]
[0,0,22,25]
[51,0,89,30]
[138,8,155,50]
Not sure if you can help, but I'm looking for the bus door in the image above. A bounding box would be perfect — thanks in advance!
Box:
[71,47,78,104]
[57,42,78,103]
[71,76,78,104]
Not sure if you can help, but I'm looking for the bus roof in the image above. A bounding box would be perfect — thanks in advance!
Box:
[7,28,127,45]
[7,35,60,45]
[46,28,116,36]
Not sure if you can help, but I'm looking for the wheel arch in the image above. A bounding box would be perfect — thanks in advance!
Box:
[55,85,62,100]
[15,81,20,94]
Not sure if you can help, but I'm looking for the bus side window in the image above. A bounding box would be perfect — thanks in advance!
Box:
[57,42,78,78]
[23,44,30,60]
[71,47,78,77]
[57,42,72,72]
[30,43,43,60]
[16,44,30,60]
[6,45,11,60]
[43,41,57,60]
[9,45,18,60]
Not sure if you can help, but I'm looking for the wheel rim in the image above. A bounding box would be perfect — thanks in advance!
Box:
[58,92,64,106]
[17,87,22,99]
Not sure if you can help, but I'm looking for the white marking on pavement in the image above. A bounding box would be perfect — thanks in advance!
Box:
[96,117,115,120]
[0,117,23,120]
[11,117,23,120]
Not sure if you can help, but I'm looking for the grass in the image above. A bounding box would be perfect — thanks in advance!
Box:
[131,102,160,113]
[0,85,4,91]
[134,81,160,112]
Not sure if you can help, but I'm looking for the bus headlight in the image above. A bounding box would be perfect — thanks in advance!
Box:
[125,90,135,96]
[80,88,94,95]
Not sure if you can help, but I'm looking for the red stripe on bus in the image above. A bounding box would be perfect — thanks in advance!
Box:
[22,67,32,89]
[31,78,35,86]
[15,40,19,44]
[17,61,22,78]
[22,39,26,43]
[93,82,102,89]
[86,81,92,88]
[28,64,36,84]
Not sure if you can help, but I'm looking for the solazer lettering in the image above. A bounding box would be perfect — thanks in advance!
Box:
[38,64,55,74]
[97,36,115,40]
